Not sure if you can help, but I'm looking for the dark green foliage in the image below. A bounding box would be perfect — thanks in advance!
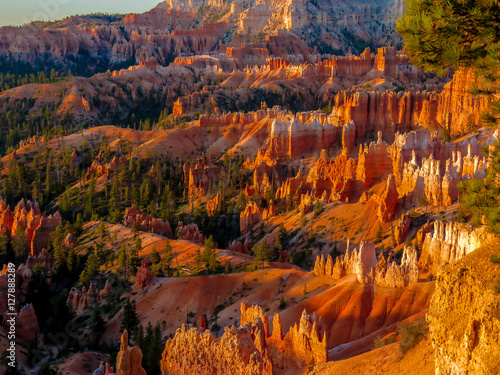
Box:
[162,241,174,276]
[397,0,500,77]
[121,299,139,334]
[88,308,106,350]
[278,296,286,310]
[202,235,219,273]
[79,252,100,285]
[0,70,70,92]
[458,148,500,233]
[133,322,164,374]
[252,241,272,269]
[0,235,14,265]
[290,248,313,270]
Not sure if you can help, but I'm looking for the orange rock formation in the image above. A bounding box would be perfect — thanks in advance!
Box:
[0,198,62,255]
[134,260,153,290]
[175,222,204,244]
[240,201,275,234]
[123,205,172,237]
[114,331,147,375]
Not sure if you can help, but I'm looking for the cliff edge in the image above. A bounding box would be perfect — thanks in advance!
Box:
[428,237,500,375]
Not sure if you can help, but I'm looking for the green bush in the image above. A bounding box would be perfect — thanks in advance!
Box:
[398,318,428,355]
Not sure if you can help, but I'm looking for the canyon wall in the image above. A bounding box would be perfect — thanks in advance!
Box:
[428,240,500,375]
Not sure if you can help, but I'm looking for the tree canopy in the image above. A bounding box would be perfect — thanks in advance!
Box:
[396,0,500,77]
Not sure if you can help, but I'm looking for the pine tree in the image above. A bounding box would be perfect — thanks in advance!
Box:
[194,248,203,274]
[252,241,271,269]
[79,253,100,285]
[202,235,218,273]
[45,162,52,197]
[97,220,108,241]
[129,237,141,273]
[12,227,27,261]
[89,308,105,350]
[273,234,282,261]
[120,299,139,333]
[162,240,173,276]
[133,324,144,348]
[118,244,128,280]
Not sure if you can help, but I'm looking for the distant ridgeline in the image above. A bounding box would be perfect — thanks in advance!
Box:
[0,0,406,75]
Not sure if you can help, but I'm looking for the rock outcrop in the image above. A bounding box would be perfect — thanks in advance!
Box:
[356,133,394,189]
[25,248,54,270]
[332,88,436,137]
[313,241,377,283]
[397,148,486,208]
[134,260,153,290]
[427,239,500,375]
[175,222,204,244]
[373,246,419,288]
[206,192,223,217]
[375,174,399,223]
[160,324,273,375]
[123,205,172,237]
[160,302,327,373]
[394,212,412,245]
[86,152,127,180]
[240,201,275,234]
[267,116,340,160]
[14,304,39,345]
[184,153,221,200]
[419,221,489,274]
[313,243,419,288]
[240,302,328,368]
[433,68,491,135]
[0,197,61,255]
[66,281,113,313]
[115,331,147,375]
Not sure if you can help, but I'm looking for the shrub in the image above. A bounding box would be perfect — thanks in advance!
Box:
[490,253,500,264]
[278,296,286,310]
[313,201,323,217]
[398,318,428,355]
[373,333,396,349]
[494,276,500,294]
